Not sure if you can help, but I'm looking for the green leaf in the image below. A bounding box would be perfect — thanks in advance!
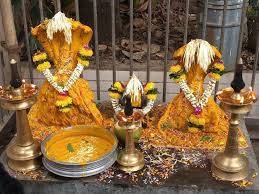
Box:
[67,143,74,153]
[161,121,172,130]
[200,135,213,142]
[146,88,159,95]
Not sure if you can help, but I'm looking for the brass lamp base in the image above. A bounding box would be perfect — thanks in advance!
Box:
[212,153,249,181]
[117,149,144,172]
[212,87,256,182]
[6,139,42,172]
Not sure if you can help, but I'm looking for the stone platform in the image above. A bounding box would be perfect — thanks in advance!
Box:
[0,114,259,194]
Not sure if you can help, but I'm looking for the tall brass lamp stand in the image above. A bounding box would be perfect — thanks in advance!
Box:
[212,63,257,181]
[0,59,41,171]
[116,97,145,172]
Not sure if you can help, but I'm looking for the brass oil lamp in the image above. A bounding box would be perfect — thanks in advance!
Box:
[212,61,257,181]
[116,96,145,172]
[0,59,41,171]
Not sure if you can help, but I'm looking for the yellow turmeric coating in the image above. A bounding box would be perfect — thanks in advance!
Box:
[158,45,229,135]
[28,18,103,138]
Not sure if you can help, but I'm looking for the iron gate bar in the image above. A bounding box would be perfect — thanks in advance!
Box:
[93,0,100,100]
[146,0,152,82]
[0,52,6,84]
[163,0,171,102]
[39,0,44,22]
[235,0,246,66]
[219,0,227,56]
[183,0,190,44]
[75,0,80,21]
[202,0,208,39]
[129,0,134,76]
[214,0,228,98]
[21,0,34,83]
[57,0,61,12]
[111,0,116,83]
[251,25,259,89]
[0,108,3,123]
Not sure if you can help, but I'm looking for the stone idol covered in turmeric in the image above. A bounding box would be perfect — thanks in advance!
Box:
[159,39,229,134]
[28,12,103,140]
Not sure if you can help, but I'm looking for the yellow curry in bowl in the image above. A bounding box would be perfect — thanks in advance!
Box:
[43,125,117,165]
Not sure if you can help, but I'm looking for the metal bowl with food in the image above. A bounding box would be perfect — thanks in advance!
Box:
[41,125,118,177]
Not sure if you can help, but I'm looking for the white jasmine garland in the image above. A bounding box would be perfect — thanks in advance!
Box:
[178,78,217,109]
[42,62,85,93]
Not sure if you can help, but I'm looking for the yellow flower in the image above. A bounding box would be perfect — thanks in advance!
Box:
[109,92,121,99]
[188,127,199,133]
[60,107,71,113]
[52,76,58,82]
[213,62,224,71]
[77,58,90,67]
[37,61,51,72]
[197,118,205,126]
[189,114,205,126]
[209,73,221,81]
[33,52,47,62]
[55,96,73,107]
[114,82,124,93]
[170,64,182,73]
[144,82,155,93]
[79,48,93,57]
[147,94,157,101]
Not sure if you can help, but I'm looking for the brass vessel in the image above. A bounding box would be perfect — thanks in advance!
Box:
[212,87,256,181]
[117,120,145,172]
[0,59,41,171]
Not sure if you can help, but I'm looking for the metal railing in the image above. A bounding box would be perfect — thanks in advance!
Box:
[0,0,259,123]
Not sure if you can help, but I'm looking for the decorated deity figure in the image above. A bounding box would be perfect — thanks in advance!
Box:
[158,39,229,133]
[28,12,103,139]
[108,74,158,117]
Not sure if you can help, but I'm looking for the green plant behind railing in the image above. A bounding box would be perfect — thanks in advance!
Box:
[247,0,259,18]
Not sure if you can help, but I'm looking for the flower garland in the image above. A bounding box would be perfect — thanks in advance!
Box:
[108,77,158,115]
[32,45,93,112]
[169,60,225,133]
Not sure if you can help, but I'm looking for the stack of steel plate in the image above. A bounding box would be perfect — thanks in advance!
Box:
[41,125,118,178]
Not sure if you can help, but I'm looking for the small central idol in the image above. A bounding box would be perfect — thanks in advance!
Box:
[158,39,228,134]
[28,12,103,140]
